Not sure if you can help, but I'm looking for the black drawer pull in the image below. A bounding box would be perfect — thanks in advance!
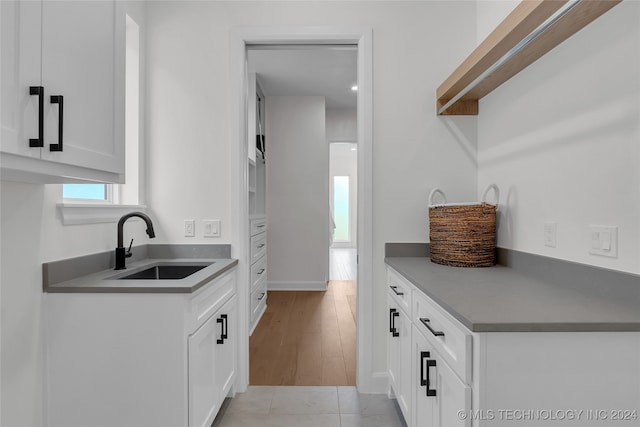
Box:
[257,268,265,275]
[216,314,228,344]
[257,224,265,228]
[49,95,63,152]
[390,285,404,296]
[29,86,44,147]
[420,318,445,337]
[420,351,430,386]
[257,243,265,248]
[389,308,399,337]
[426,358,436,396]
[258,292,266,301]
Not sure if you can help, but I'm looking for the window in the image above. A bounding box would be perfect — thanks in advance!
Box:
[333,176,350,242]
[59,14,142,224]
[63,183,109,201]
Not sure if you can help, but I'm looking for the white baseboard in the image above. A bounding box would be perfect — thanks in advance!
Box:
[357,371,389,394]
[267,281,327,291]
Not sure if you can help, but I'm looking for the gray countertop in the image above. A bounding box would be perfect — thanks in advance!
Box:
[385,255,640,333]
[43,244,237,294]
[46,258,238,293]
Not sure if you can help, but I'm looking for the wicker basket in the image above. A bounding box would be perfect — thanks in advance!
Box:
[428,185,499,268]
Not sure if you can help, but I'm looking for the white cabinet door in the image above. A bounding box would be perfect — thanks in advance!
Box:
[388,296,412,425]
[188,294,236,427]
[433,354,471,427]
[40,0,124,174]
[413,326,435,427]
[388,300,401,394]
[0,0,42,159]
[1,0,124,183]
[214,295,237,398]
[413,325,471,427]
[188,313,220,427]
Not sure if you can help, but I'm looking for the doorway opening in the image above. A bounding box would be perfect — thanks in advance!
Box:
[330,142,358,282]
[230,26,374,393]
[246,45,358,386]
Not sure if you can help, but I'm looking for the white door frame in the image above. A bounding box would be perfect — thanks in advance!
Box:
[229,26,379,392]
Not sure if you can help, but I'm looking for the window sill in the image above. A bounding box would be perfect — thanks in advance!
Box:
[57,203,147,225]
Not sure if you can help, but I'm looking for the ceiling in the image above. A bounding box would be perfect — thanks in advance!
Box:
[247,46,358,110]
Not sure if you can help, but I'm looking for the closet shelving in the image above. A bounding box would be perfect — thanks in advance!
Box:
[436,0,621,115]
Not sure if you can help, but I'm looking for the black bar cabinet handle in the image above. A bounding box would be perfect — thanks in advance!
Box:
[29,86,44,147]
[221,314,228,340]
[257,268,265,275]
[258,292,265,301]
[426,359,437,396]
[420,318,445,337]
[49,95,63,151]
[390,286,404,296]
[257,243,265,248]
[420,351,430,386]
[392,310,399,337]
[216,314,228,344]
[389,308,396,334]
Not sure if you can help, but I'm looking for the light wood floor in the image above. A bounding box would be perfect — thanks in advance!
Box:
[329,247,357,281]
[249,280,357,386]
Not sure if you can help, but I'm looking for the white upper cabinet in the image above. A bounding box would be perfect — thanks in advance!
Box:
[1,0,125,183]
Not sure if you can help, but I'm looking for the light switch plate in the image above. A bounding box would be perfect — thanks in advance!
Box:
[589,225,617,258]
[203,219,220,237]
[184,219,195,237]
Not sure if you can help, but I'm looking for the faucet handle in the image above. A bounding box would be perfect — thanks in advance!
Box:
[126,239,134,258]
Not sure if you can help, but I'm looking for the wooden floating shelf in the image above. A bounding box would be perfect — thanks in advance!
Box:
[436,0,622,116]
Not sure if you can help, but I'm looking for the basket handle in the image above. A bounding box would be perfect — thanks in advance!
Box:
[481,184,499,206]
[428,188,447,206]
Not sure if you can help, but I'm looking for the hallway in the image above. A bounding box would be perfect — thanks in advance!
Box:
[249,280,356,386]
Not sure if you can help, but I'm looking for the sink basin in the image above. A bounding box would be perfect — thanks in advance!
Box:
[116,263,212,280]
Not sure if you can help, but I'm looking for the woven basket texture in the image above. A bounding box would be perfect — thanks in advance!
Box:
[429,202,496,267]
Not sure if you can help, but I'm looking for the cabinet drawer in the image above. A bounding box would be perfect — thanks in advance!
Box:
[189,270,235,331]
[250,218,267,236]
[413,289,472,384]
[251,255,267,291]
[387,268,412,314]
[250,281,267,323]
[250,232,267,265]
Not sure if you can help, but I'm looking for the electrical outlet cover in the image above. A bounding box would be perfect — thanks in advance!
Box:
[544,222,557,248]
[588,225,617,258]
[203,219,220,237]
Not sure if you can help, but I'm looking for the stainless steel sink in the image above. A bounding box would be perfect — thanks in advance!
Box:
[115,263,213,280]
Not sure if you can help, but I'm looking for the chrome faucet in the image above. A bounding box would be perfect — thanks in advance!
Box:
[115,212,156,270]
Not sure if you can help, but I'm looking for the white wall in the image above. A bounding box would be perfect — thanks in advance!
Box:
[476,0,518,42]
[145,1,478,383]
[0,3,148,426]
[265,96,328,288]
[326,107,357,142]
[477,1,640,274]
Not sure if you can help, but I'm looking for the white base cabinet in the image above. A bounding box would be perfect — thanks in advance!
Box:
[387,266,640,427]
[249,216,267,334]
[387,281,412,424]
[45,269,237,427]
[188,295,237,427]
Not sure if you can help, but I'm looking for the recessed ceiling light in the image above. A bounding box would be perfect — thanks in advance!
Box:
[351,85,358,91]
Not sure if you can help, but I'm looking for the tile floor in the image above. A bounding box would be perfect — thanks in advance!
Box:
[212,386,407,427]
